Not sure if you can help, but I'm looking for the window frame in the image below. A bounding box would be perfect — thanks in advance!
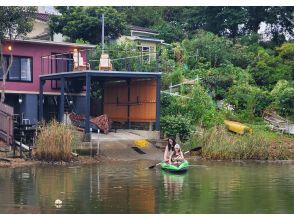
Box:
[0,55,33,83]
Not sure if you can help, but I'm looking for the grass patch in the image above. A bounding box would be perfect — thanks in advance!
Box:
[35,120,79,162]
[184,125,293,160]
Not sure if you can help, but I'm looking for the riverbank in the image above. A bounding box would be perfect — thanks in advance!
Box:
[1,151,294,168]
[184,125,293,160]
[0,151,106,168]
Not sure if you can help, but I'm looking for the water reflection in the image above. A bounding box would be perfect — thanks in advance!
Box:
[0,161,293,214]
[162,171,186,197]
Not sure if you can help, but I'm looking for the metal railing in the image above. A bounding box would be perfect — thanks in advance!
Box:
[41,48,161,75]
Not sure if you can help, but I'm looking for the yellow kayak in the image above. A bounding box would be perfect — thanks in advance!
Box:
[224,120,252,135]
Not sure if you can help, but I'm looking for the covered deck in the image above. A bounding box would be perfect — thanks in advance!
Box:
[38,70,161,139]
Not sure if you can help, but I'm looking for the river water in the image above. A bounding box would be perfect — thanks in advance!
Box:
[0,160,293,214]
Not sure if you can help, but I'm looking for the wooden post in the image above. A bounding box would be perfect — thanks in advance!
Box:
[39,79,45,121]
[155,77,161,131]
[85,73,91,141]
[59,77,65,122]
[127,79,131,129]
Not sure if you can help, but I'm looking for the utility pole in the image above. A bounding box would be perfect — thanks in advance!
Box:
[101,13,105,53]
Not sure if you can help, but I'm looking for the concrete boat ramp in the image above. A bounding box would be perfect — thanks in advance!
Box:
[76,129,164,161]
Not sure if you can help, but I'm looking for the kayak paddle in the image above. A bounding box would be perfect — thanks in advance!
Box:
[148,146,202,169]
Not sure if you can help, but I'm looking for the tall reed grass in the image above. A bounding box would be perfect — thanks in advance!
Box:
[35,120,78,161]
[185,125,293,160]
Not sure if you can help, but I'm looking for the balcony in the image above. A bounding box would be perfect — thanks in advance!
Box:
[40,48,160,76]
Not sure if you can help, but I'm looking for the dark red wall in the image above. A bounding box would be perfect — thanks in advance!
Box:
[2,41,86,94]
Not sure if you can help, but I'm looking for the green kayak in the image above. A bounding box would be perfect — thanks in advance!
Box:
[160,160,189,173]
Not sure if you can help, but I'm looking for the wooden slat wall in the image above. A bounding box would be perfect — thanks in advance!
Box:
[0,103,14,144]
[104,79,156,122]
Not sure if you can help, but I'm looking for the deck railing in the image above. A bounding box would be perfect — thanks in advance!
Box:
[41,48,160,75]
[0,102,14,145]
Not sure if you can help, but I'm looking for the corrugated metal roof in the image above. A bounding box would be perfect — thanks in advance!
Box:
[127,36,164,44]
[34,13,50,22]
[128,25,159,35]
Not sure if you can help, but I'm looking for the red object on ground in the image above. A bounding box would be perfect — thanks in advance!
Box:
[90,114,112,134]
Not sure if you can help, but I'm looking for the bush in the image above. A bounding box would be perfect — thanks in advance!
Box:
[225,84,273,119]
[187,82,221,127]
[35,120,78,161]
[270,80,289,98]
[277,87,294,117]
[160,93,187,116]
[160,115,193,141]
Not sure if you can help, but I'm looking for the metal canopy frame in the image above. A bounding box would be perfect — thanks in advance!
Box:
[39,70,161,136]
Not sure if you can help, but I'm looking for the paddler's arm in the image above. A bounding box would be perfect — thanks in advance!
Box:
[164,145,169,161]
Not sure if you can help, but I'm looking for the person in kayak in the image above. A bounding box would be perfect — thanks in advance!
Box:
[169,144,184,166]
[164,138,176,162]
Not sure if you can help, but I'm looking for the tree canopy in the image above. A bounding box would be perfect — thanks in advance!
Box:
[50,6,127,44]
[0,6,36,42]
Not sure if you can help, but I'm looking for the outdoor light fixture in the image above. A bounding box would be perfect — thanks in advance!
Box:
[18,95,22,104]
[8,45,12,51]
[69,100,73,105]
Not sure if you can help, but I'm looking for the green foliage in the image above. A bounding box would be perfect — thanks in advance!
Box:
[180,31,254,70]
[116,6,164,28]
[190,125,293,160]
[201,65,252,100]
[50,6,127,44]
[160,93,187,116]
[277,87,294,117]
[0,6,36,41]
[187,83,222,127]
[182,30,232,68]
[270,80,289,98]
[160,115,192,140]
[250,47,292,90]
[225,84,273,119]
[154,22,186,43]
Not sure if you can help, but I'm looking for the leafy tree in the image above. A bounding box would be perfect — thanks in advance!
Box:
[225,84,273,119]
[160,6,293,42]
[116,6,164,28]
[50,6,127,44]
[201,65,252,100]
[0,6,36,103]
[154,22,185,43]
[181,31,238,69]
[187,82,222,127]
[160,115,192,140]
[250,47,292,90]
[277,87,294,117]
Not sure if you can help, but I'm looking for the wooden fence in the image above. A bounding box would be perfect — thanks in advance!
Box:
[0,102,14,144]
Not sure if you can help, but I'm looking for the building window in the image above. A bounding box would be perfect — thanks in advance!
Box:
[8,56,32,82]
[137,46,156,63]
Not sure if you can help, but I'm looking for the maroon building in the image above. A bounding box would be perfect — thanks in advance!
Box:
[0,39,95,124]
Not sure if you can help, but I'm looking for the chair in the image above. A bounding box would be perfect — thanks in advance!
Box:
[99,53,113,71]
[73,50,90,71]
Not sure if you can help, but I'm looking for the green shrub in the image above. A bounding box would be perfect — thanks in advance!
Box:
[160,93,187,116]
[160,115,193,141]
[187,82,221,127]
[225,84,273,118]
[270,80,290,98]
[277,87,294,117]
